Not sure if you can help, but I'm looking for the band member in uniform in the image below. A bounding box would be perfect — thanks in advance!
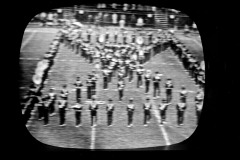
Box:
[159,98,171,126]
[136,65,144,88]
[92,71,98,95]
[144,70,152,94]
[195,89,204,125]
[102,67,109,90]
[48,88,57,116]
[89,96,99,127]
[107,66,113,83]
[153,72,162,98]
[74,77,83,103]
[60,84,69,101]
[42,95,50,126]
[106,98,115,126]
[127,98,135,127]
[58,98,67,126]
[37,94,44,120]
[118,79,125,101]
[71,100,83,127]
[176,98,187,126]
[86,74,92,100]
[180,85,188,103]
[165,78,174,103]
[128,62,135,83]
[143,97,152,126]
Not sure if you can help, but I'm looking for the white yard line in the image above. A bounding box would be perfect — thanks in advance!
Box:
[21,30,37,50]
[90,125,96,150]
[24,29,58,33]
[19,57,40,61]
[191,38,202,48]
[151,100,171,146]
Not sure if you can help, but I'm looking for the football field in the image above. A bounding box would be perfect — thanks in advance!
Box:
[20,27,201,149]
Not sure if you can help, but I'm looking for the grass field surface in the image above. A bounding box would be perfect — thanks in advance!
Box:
[20,27,203,149]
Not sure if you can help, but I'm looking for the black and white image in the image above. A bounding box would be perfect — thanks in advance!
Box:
[19,3,205,149]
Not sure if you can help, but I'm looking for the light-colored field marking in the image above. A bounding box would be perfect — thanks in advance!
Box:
[19,57,40,61]
[166,124,189,139]
[151,100,171,146]
[21,30,37,50]
[24,29,58,33]
[90,121,96,150]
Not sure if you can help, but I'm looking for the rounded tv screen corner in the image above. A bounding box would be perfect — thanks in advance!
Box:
[20,4,205,149]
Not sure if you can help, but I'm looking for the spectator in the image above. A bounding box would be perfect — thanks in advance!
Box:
[112,3,117,9]
[121,14,126,21]
[88,14,93,23]
[130,14,136,27]
[152,6,156,12]
[103,12,109,26]
[112,13,118,26]
[119,19,126,29]
[131,4,136,10]
[102,3,106,8]
[136,17,144,28]
[47,12,53,22]
[40,12,47,26]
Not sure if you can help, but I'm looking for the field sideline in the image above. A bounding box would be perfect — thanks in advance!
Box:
[20,27,202,149]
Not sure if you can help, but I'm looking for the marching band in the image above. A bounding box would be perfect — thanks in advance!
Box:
[23,21,205,129]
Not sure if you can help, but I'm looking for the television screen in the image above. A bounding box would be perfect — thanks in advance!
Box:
[19,2,206,150]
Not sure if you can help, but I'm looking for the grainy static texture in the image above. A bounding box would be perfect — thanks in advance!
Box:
[21,27,201,149]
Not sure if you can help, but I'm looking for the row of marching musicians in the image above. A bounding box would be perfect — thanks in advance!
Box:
[36,86,204,128]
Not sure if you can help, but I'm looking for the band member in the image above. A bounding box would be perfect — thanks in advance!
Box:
[108,66,113,83]
[86,74,92,100]
[106,98,115,126]
[42,95,50,126]
[165,78,174,103]
[144,70,151,94]
[91,72,98,96]
[128,62,135,83]
[118,79,125,101]
[89,96,99,127]
[139,48,144,64]
[176,98,187,126]
[37,94,44,121]
[159,99,171,126]
[118,69,124,81]
[60,84,69,101]
[153,72,162,98]
[180,85,188,103]
[143,97,152,126]
[136,65,144,88]
[127,98,135,127]
[103,67,109,90]
[47,88,57,116]
[195,89,204,125]
[58,98,67,126]
[125,58,131,78]
[74,77,83,103]
[71,100,83,127]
